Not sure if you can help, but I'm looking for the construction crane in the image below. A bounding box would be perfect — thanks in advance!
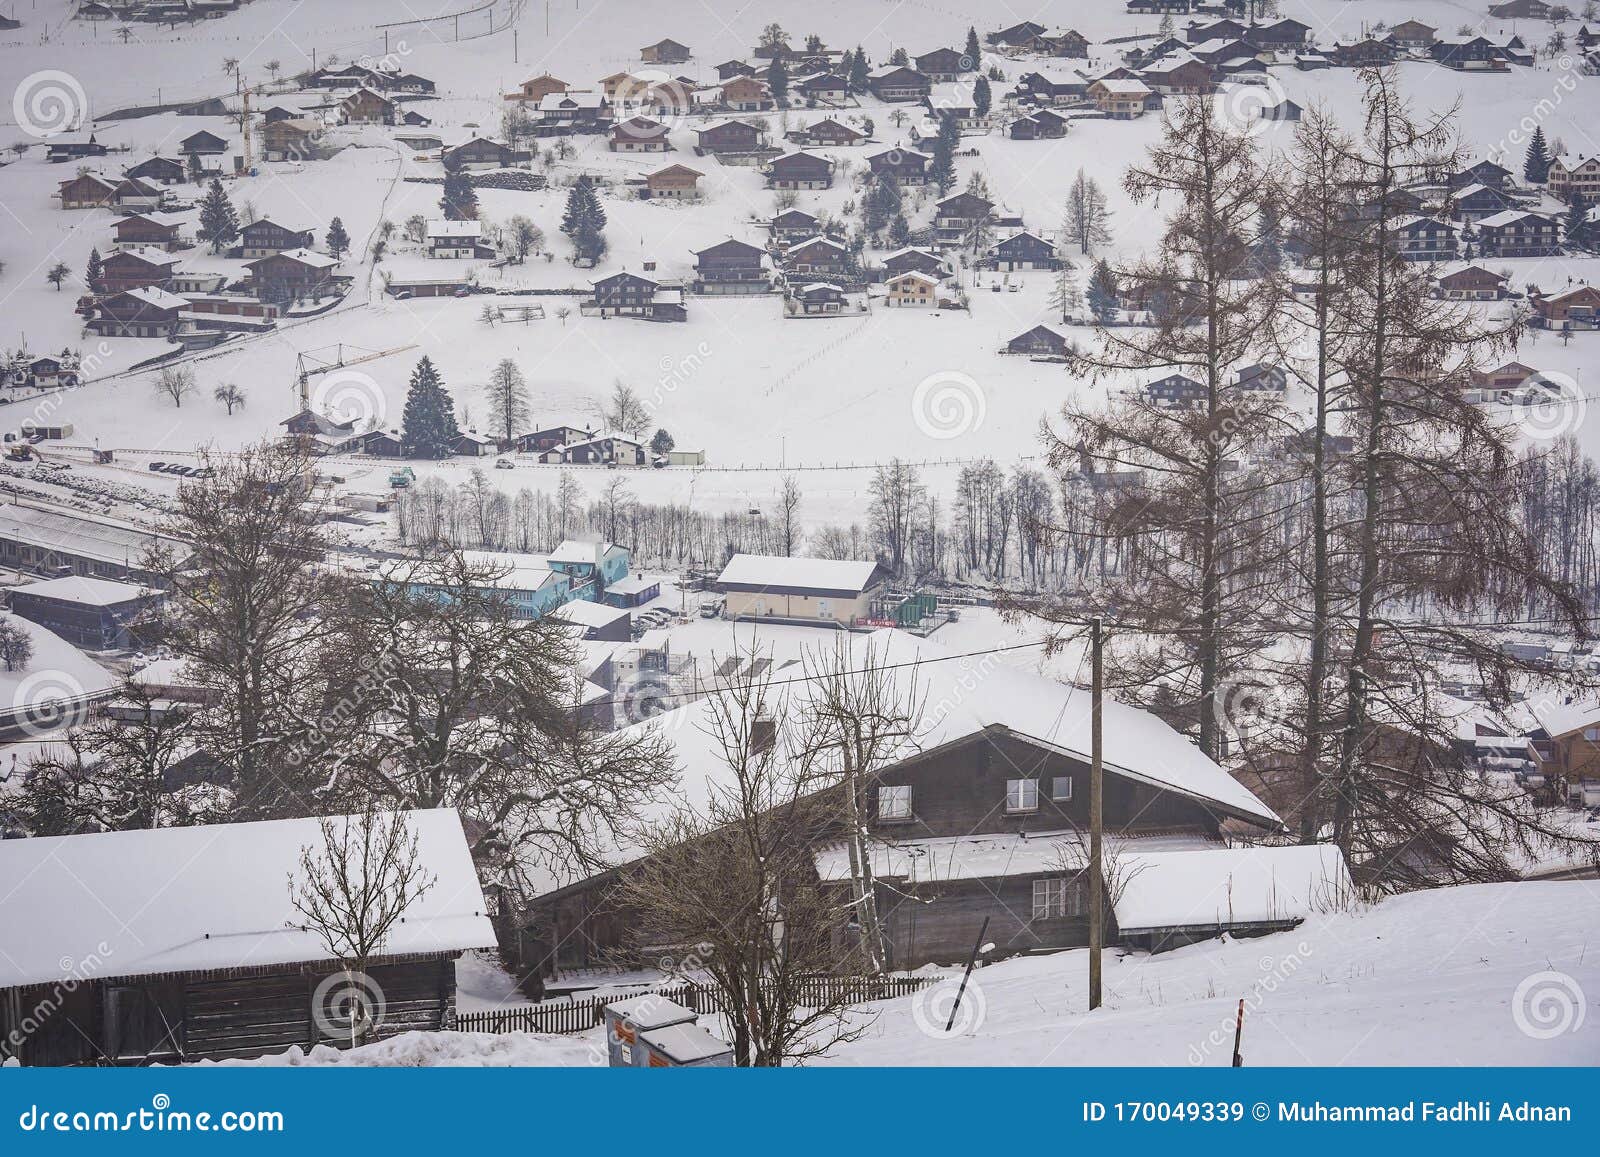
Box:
[293,343,416,410]
[240,78,253,172]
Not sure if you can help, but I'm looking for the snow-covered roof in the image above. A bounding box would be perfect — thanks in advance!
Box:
[0,809,495,989]
[427,219,483,239]
[1093,78,1152,94]
[1478,209,1553,228]
[124,286,189,310]
[548,538,614,564]
[9,575,151,606]
[1112,844,1351,932]
[717,554,880,594]
[889,270,941,287]
[628,630,1283,835]
[0,504,182,566]
[539,90,605,109]
[813,829,1220,883]
[550,599,631,628]
[1528,696,1600,739]
[111,246,181,266]
[606,575,658,596]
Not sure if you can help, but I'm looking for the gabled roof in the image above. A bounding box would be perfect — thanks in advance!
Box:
[0,809,494,988]
[122,286,189,309]
[717,553,880,593]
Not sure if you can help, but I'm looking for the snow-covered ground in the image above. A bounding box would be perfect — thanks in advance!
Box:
[212,879,1600,1066]
[3,1,1599,530]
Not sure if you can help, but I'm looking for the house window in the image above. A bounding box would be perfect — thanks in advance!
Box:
[1006,778,1039,812]
[1050,776,1073,802]
[1032,876,1083,919]
[1585,728,1600,742]
[878,784,912,821]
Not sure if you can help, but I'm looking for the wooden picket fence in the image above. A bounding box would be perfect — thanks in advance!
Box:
[454,975,934,1036]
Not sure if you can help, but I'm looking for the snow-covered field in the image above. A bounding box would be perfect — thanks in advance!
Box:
[3,0,1599,528]
[211,879,1600,1067]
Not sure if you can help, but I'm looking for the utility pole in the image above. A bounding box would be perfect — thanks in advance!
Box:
[1088,615,1104,1011]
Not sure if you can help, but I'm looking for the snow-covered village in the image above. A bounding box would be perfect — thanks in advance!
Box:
[0,0,1596,1082]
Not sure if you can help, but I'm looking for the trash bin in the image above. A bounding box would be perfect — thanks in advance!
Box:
[636,1021,734,1068]
[602,995,696,1068]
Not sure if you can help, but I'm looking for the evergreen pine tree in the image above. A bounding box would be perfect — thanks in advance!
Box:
[441,158,479,220]
[198,178,240,254]
[768,56,789,103]
[963,26,981,70]
[848,46,870,93]
[401,356,460,459]
[1086,259,1118,325]
[931,115,960,193]
[325,216,350,259]
[561,175,608,262]
[973,75,991,118]
[1566,196,1589,251]
[889,47,908,66]
[1524,126,1552,183]
[887,211,911,247]
[85,246,102,291]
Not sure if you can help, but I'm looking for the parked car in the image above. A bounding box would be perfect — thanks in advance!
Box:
[494,458,514,470]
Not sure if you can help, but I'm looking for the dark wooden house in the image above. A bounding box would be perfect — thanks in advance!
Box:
[764,150,833,190]
[695,119,763,153]
[769,207,820,244]
[986,230,1059,271]
[1007,324,1070,357]
[95,248,180,294]
[178,129,228,157]
[517,632,1343,973]
[784,235,850,276]
[112,212,185,251]
[1476,210,1562,258]
[0,810,493,1066]
[88,287,186,337]
[244,249,340,302]
[1146,372,1208,409]
[124,155,187,185]
[914,47,968,83]
[239,218,316,258]
[883,247,947,280]
[867,66,932,102]
[516,425,596,455]
[583,271,687,321]
[693,238,770,294]
[1393,216,1459,261]
[867,146,932,185]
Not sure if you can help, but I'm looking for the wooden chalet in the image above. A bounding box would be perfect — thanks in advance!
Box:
[112,212,186,251]
[1476,210,1562,258]
[1386,20,1437,50]
[506,73,569,103]
[987,21,1047,48]
[0,810,492,1066]
[986,230,1060,271]
[516,426,596,455]
[56,172,119,209]
[788,281,850,315]
[45,133,108,163]
[94,247,180,294]
[262,119,321,162]
[1428,35,1506,71]
[640,38,691,64]
[721,75,773,111]
[1393,216,1459,262]
[1138,55,1215,94]
[443,137,524,170]
[867,66,932,103]
[867,145,931,185]
[610,116,673,151]
[794,73,849,105]
[1549,154,1600,204]
[244,248,339,302]
[914,47,969,83]
[178,129,228,157]
[715,60,756,80]
[768,208,820,245]
[695,119,763,153]
[87,286,187,337]
[1329,38,1397,67]
[1530,285,1600,331]
[784,235,850,277]
[932,191,995,245]
[1009,108,1070,140]
[1146,372,1207,409]
[788,117,864,147]
[582,271,687,321]
[1037,28,1090,58]
[884,269,940,307]
[123,155,186,185]
[1433,265,1509,300]
[764,150,834,190]
[537,91,610,128]
[239,218,315,259]
[1251,18,1312,49]
[1013,69,1089,106]
[545,433,647,466]
[882,247,947,280]
[1088,77,1153,118]
[693,238,770,294]
[643,163,703,200]
[338,86,398,125]
[518,632,1344,974]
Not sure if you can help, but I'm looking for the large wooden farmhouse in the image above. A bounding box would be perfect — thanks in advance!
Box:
[519,631,1346,974]
[0,810,493,1065]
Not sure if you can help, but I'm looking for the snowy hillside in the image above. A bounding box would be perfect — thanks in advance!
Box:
[214,880,1600,1067]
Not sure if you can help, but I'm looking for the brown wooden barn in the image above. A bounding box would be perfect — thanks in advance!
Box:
[0,809,494,1066]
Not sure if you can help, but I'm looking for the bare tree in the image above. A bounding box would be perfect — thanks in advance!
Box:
[483,358,530,446]
[777,475,804,556]
[213,381,246,414]
[289,808,436,1046]
[615,650,872,1065]
[0,619,33,671]
[154,366,197,409]
[603,381,651,440]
